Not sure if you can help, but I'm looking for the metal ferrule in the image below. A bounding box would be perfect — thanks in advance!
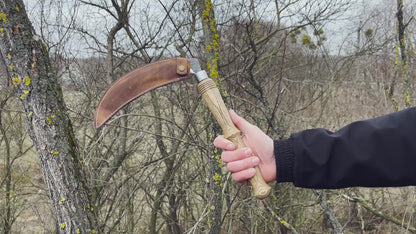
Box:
[194,70,209,83]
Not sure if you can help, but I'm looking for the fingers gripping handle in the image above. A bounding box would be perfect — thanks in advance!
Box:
[198,79,272,199]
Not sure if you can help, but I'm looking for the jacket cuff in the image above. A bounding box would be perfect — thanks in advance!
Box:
[274,138,295,183]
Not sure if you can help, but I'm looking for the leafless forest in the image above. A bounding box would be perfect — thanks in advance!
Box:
[0,0,415,233]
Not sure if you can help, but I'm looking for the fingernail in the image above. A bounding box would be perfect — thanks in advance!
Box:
[252,157,259,165]
[244,148,251,156]
[226,143,234,150]
[249,168,256,176]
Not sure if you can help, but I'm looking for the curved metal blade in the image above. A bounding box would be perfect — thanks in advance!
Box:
[94,57,190,129]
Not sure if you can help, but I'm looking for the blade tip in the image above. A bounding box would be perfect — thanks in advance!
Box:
[94,110,106,129]
[94,119,103,129]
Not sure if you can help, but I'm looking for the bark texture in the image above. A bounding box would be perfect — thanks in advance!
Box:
[0,1,98,233]
[197,1,224,233]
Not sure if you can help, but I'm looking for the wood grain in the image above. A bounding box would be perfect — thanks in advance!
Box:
[198,79,271,199]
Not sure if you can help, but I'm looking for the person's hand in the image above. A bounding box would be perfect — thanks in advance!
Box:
[213,110,276,184]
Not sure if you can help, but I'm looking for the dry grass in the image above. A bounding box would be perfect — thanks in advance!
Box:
[2,72,415,233]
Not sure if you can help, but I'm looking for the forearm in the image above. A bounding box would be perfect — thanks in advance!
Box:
[275,107,416,189]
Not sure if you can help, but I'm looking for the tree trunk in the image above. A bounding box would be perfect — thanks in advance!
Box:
[148,90,178,234]
[396,0,411,108]
[0,1,98,233]
[197,0,224,233]
[0,97,12,234]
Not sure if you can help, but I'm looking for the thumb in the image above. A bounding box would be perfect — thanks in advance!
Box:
[229,110,255,134]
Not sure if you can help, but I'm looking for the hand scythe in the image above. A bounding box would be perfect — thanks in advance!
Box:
[94,57,272,199]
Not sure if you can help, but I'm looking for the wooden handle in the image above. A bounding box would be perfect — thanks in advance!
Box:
[198,79,271,199]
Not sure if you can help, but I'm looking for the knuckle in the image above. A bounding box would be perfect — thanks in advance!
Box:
[213,136,224,147]
[231,169,254,182]
[232,173,244,182]
[226,161,240,172]
[221,151,233,163]
[227,158,251,172]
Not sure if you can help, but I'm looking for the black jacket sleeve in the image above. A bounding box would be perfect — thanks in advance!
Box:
[274,107,416,189]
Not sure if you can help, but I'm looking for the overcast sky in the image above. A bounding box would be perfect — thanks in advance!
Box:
[22,0,415,57]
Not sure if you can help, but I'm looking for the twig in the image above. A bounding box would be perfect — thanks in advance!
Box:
[342,194,416,233]
[262,200,299,234]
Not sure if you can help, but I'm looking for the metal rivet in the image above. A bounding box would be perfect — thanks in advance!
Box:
[178,65,185,72]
